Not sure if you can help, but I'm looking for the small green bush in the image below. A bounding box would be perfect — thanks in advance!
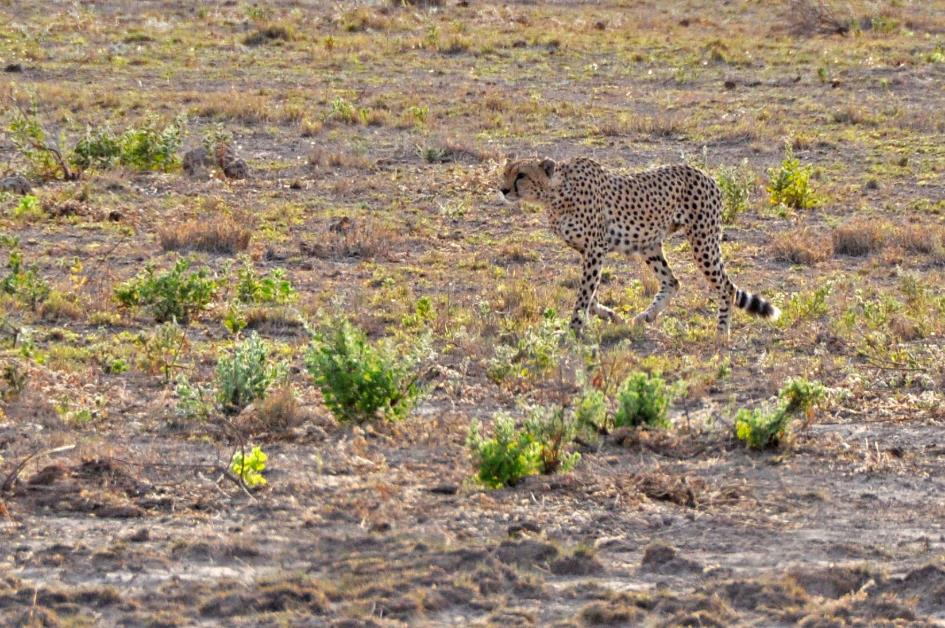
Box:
[141,320,189,385]
[524,405,581,474]
[114,258,216,323]
[735,406,790,450]
[216,332,287,415]
[613,371,671,429]
[230,445,268,488]
[235,258,296,305]
[735,377,827,450]
[779,377,827,417]
[12,195,43,220]
[767,144,817,210]
[7,100,74,181]
[487,311,566,382]
[467,414,542,488]
[116,116,184,172]
[304,317,426,422]
[716,159,754,224]
[71,124,121,170]
[574,387,609,438]
[2,249,50,311]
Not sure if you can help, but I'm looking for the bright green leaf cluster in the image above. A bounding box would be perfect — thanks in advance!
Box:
[230,445,268,488]
[114,258,216,323]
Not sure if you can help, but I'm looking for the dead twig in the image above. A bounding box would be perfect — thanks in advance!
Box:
[1,444,76,493]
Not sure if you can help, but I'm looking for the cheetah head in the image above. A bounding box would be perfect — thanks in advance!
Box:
[499,156,556,203]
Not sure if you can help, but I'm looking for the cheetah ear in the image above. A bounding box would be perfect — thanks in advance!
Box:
[504,152,517,164]
[540,158,556,178]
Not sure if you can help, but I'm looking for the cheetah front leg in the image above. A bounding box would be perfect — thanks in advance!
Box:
[590,299,623,323]
[570,246,606,335]
[632,243,679,326]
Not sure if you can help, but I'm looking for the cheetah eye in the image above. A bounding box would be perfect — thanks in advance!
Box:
[515,173,526,182]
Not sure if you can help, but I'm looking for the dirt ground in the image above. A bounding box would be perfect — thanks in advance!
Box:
[1,0,945,625]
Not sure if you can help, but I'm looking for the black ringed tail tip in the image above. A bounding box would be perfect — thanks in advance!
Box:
[735,289,781,321]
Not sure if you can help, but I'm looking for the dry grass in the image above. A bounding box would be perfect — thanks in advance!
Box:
[300,217,402,261]
[895,223,945,262]
[159,216,251,255]
[309,147,372,170]
[252,387,305,433]
[832,219,889,257]
[786,0,852,35]
[770,228,832,265]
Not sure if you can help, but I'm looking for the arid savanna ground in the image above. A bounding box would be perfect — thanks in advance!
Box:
[1,0,945,625]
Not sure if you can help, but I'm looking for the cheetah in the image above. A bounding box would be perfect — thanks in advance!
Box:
[499,156,780,338]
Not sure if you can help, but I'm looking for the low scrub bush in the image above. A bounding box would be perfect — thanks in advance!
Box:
[574,387,609,438]
[236,258,296,305]
[735,377,827,450]
[2,249,50,311]
[716,159,754,224]
[216,332,287,415]
[487,311,566,383]
[614,371,671,429]
[70,116,184,173]
[467,414,542,488]
[305,317,428,423]
[114,258,216,323]
[524,405,581,475]
[767,144,817,210]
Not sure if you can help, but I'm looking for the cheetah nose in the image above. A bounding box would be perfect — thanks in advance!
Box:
[501,188,511,196]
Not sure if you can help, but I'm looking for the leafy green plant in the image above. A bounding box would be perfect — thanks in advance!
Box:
[174,374,213,421]
[305,317,427,422]
[401,296,434,329]
[230,445,268,488]
[216,332,287,415]
[735,405,790,450]
[6,98,75,181]
[613,371,671,429]
[235,258,296,305]
[779,377,827,418]
[735,378,827,450]
[2,250,50,311]
[767,144,817,210]
[12,195,43,220]
[142,321,189,385]
[487,311,566,382]
[116,116,184,172]
[524,405,581,474]
[114,258,216,323]
[71,124,121,170]
[467,414,542,488]
[327,97,368,125]
[574,387,609,438]
[716,159,754,224]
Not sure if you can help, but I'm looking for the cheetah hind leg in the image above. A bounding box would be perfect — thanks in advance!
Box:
[632,245,679,326]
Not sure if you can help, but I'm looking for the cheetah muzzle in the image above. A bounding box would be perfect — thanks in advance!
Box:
[499,156,780,339]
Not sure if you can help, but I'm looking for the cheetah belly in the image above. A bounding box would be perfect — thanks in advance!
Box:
[552,212,594,253]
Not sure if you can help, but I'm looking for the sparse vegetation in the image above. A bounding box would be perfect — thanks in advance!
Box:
[767,144,817,210]
[613,372,672,429]
[716,160,754,224]
[304,317,428,423]
[215,332,287,415]
[736,378,827,450]
[467,414,542,488]
[114,258,217,323]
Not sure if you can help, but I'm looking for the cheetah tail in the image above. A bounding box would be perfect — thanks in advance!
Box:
[734,289,781,321]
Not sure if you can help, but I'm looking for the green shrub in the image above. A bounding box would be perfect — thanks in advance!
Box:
[716,159,754,224]
[116,116,184,172]
[230,445,268,488]
[174,374,213,421]
[12,195,43,220]
[735,405,790,450]
[7,100,75,181]
[779,377,827,417]
[735,377,827,450]
[2,249,50,311]
[613,371,671,429]
[141,320,189,385]
[487,311,566,382]
[216,332,287,415]
[574,387,609,438]
[524,405,581,474]
[71,124,121,170]
[467,414,542,488]
[304,317,426,422]
[767,144,817,210]
[114,258,216,323]
[235,258,296,305]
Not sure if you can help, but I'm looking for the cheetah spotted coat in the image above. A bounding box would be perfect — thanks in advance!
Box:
[499,156,779,336]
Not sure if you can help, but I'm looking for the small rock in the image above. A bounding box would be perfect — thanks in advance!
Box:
[428,484,458,495]
[127,528,149,543]
[0,174,32,195]
[495,539,558,567]
[221,156,249,179]
[107,210,123,222]
[640,542,703,575]
[723,79,737,90]
[182,147,213,176]
[3,63,24,73]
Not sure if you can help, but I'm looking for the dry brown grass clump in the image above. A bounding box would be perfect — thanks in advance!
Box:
[895,223,945,262]
[832,219,888,257]
[159,216,251,254]
[252,387,306,433]
[243,25,294,46]
[300,217,401,261]
[770,228,832,265]
[787,0,852,35]
[309,147,372,170]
